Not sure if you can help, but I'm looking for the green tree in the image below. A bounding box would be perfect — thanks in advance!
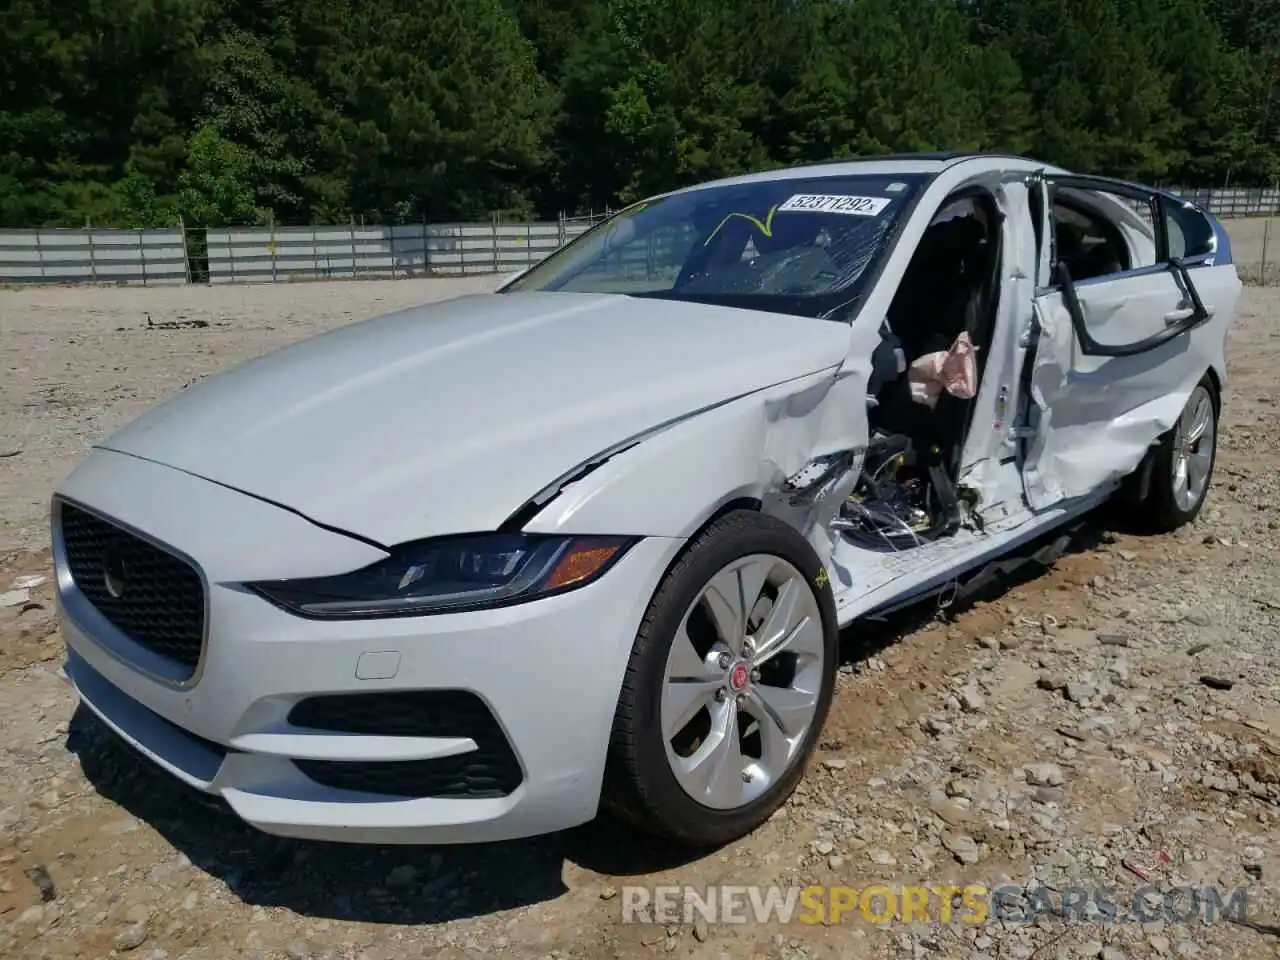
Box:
[0,0,209,226]
[973,0,1180,178]
[177,124,267,225]
[0,0,1274,225]
[778,0,1030,162]
[312,0,554,221]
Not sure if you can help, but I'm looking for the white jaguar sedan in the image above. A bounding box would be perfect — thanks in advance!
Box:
[53,152,1239,847]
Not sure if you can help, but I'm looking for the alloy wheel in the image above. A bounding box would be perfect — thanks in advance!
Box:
[1171,384,1215,513]
[660,554,825,810]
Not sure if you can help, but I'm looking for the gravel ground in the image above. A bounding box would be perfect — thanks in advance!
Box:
[2,223,1279,960]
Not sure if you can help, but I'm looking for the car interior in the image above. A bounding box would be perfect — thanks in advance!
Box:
[1053,199,1131,281]
[839,190,1004,552]
[675,207,898,298]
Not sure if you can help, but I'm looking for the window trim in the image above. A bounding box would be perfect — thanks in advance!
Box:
[1037,177,1225,292]
[1035,174,1214,358]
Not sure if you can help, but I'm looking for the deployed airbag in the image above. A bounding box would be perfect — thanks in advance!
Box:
[907,331,978,408]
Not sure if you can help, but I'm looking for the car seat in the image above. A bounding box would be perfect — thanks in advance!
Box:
[1056,220,1124,282]
[875,216,988,437]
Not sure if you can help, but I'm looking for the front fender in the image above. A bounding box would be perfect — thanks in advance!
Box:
[520,365,871,564]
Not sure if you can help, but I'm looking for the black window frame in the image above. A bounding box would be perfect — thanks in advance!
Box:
[1037,174,1212,358]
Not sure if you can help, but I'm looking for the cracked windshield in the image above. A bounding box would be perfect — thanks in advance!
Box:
[502,174,927,317]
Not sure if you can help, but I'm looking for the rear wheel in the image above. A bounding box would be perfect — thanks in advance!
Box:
[1131,376,1219,532]
[602,511,838,847]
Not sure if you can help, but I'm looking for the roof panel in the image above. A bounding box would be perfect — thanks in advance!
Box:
[647,153,1066,204]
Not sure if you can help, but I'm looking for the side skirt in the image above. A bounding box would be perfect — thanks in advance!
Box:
[830,486,1115,629]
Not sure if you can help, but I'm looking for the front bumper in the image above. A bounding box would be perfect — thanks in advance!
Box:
[55,449,682,843]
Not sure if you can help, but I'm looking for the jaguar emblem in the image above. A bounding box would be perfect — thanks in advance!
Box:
[103,553,127,599]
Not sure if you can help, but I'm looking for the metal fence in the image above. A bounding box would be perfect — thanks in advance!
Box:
[0,228,188,285]
[0,185,1276,286]
[0,216,605,287]
[205,219,598,284]
[1169,185,1279,218]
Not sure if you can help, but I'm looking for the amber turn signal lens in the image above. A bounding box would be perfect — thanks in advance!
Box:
[541,540,624,591]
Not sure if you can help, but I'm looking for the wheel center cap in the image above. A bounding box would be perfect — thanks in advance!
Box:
[728,662,750,693]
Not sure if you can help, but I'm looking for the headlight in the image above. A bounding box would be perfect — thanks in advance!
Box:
[248,533,635,619]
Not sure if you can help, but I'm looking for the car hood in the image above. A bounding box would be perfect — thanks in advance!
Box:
[98,291,850,546]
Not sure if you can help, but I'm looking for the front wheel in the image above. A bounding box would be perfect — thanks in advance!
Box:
[602,510,839,847]
[1132,376,1219,532]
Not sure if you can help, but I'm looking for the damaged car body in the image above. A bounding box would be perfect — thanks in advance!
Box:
[51,153,1239,847]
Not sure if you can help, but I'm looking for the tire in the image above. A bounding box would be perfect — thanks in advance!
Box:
[1131,375,1220,533]
[601,509,839,847]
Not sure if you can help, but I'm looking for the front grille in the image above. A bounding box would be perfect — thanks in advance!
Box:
[288,691,523,799]
[59,501,206,679]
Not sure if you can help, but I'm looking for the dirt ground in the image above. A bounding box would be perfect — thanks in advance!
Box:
[2,221,1279,960]
[1225,216,1277,284]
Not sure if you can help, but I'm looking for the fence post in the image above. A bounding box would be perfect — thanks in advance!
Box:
[350,217,358,278]
[558,212,567,248]
[491,213,499,274]
[179,216,191,284]
[87,217,98,283]
[1261,217,1272,286]
[138,229,148,286]
[35,229,45,280]
[269,213,277,283]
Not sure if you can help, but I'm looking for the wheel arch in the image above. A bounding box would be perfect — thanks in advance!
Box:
[1123,366,1220,507]
[1203,363,1223,408]
[690,496,763,537]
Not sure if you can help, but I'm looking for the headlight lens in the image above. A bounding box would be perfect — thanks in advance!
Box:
[248,533,634,619]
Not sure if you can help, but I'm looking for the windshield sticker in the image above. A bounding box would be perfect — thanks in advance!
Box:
[886,182,908,193]
[702,204,781,246]
[777,194,892,216]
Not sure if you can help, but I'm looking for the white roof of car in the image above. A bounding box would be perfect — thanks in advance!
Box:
[665,153,1056,198]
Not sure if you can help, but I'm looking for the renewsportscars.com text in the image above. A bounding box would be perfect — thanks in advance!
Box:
[620,884,1250,927]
